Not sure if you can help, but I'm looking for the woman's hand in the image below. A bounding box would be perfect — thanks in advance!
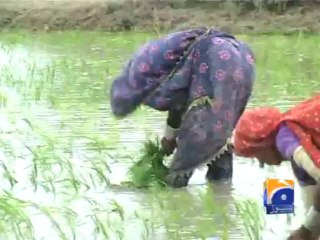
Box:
[287,226,317,240]
[161,137,177,156]
[161,121,179,156]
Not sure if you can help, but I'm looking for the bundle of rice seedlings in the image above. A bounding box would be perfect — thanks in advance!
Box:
[123,138,169,188]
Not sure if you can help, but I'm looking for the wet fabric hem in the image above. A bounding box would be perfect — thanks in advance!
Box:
[172,96,232,173]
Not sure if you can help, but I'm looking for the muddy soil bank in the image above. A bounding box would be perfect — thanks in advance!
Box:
[0,0,319,34]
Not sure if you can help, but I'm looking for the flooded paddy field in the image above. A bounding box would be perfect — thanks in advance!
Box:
[0,31,319,240]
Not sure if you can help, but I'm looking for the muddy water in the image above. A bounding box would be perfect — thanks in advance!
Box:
[0,31,319,240]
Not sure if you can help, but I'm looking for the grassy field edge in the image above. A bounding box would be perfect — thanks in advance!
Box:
[0,0,320,34]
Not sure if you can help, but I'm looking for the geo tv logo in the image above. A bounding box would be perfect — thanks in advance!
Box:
[263,178,294,215]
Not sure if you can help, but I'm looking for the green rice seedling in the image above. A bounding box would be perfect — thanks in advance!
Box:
[88,199,126,239]
[91,213,110,239]
[141,185,230,239]
[234,198,265,240]
[86,137,115,152]
[110,200,125,221]
[86,198,111,239]
[0,161,18,189]
[62,157,82,193]
[199,185,230,239]
[124,137,169,188]
[31,203,73,240]
[0,192,34,240]
[89,163,111,188]
[135,211,154,240]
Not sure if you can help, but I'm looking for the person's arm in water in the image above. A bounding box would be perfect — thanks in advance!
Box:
[162,107,186,156]
[161,89,189,156]
[299,182,320,238]
[276,124,320,239]
[291,147,320,238]
[276,124,316,208]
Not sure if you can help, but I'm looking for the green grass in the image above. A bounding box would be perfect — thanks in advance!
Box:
[0,30,316,239]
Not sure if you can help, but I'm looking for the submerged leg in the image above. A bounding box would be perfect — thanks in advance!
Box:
[206,144,233,182]
[164,101,230,188]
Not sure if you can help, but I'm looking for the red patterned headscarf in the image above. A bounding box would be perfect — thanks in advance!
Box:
[233,95,320,168]
[282,95,320,167]
[233,107,281,157]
